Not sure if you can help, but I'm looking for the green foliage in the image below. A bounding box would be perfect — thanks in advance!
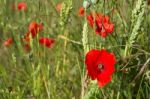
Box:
[84,81,100,99]
[0,0,150,99]
[60,0,73,31]
[129,0,146,46]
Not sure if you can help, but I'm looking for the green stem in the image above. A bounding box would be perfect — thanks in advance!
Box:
[124,44,128,58]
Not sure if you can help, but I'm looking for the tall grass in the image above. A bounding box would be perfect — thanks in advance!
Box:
[0,0,150,99]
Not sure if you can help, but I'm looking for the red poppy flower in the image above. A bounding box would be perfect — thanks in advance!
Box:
[22,32,30,43]
[29,22,39,38]
[87,13,114,38]
[87,13,94,27]
[56,3,62,12]
[18,2,27,11]
[85,49,116,87]
[28,22,44,38]
[3,38,13,46]
[78,7,85,17]
[39,37,55,48]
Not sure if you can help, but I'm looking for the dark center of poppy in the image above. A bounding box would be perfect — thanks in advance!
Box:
[98,64,104,70]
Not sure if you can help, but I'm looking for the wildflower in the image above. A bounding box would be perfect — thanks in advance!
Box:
[56,3,62,12]
[78,7,85,17]
[22,32,30,43]
[3,38,13,46]
[18,2,27,11]
[39,37,55,48]
[87,13,114,38]
[85,49,116,87]
[28,22,43,38]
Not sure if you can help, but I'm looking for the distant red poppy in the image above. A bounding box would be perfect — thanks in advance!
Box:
[3,38,13,46]
[18,2,27,11]
[28,22,44,38]
[39,37,55,48]
[22,32,30,42]
[87,13,94,27]
[56,3,62,12]
[87,13,114,38]
[29,22,39,37]
[85,49,116,87]
[78,7,85,16]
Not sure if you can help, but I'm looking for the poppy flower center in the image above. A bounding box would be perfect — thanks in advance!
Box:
[98,64,104,70]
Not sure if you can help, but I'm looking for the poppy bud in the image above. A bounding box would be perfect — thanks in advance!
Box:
[3,38,13,46]
[18,2,27,11]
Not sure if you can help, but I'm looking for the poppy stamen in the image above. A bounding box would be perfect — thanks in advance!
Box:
[98,64,104,70]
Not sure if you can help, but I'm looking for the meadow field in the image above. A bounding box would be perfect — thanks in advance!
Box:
[0,0,150,99]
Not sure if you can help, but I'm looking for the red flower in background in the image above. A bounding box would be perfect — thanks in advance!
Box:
[18,2,27,11]
[3,38,13,46]
[28,22,44,38]
[78,7,85,17]
[21,22,44,45]
[22,32,30,43]
[85,49,116,87]
[56,3,62,12]
[39,37,55,48]
[87,13,114,38]
[29,22,39,37]
[87,13,94,27]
